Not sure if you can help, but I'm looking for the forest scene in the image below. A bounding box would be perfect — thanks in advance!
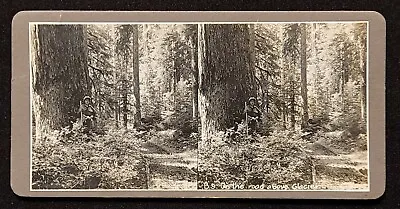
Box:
[30,22,368,191]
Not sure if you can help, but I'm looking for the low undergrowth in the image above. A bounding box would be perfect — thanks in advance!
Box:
[198,130,313,190]
[32,125,148,189]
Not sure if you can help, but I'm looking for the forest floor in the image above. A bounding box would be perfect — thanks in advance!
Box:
[139,130,198,190]
[305,132,369,190]
[31,126,198,190]
[32,125,368,190]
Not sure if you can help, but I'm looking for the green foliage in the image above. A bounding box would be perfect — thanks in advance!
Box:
[162,80,195,134]
[115,25,135,57]
[139,24,195,133]
[32,126,147,189]
[283,24,301,61]
[86,25,116,121]
[198,130,313,189]
[324,24,366,138]
[162,29,193,85]
[328,80,365,136]
[254,24,282,126]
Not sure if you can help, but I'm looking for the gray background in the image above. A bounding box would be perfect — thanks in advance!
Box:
[1,0,399,208]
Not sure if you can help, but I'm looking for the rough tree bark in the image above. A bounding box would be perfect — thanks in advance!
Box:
[116,25,134,129]
[300,23,309,128]
[283,23,300,130]
[31,24,90,138]
[132,24,141,127]
[198,24,256,143]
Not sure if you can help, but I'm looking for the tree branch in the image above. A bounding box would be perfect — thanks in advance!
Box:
[255,65,272,77]
[88,64,106,77]
[255,33,269,41]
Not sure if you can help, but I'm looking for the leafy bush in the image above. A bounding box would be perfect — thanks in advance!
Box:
[32,125,148,189]
[198,129,313,190]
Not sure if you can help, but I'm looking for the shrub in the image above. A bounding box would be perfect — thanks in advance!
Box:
[32,126,148,189]
[198,129,313,190]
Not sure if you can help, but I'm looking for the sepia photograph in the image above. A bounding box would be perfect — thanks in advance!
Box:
[30,22,368,191]
[196,23,368,191]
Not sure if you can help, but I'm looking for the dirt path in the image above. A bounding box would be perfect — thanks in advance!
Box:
[135,129,368,190]
[306,139,369,190]
[140,140,197,190]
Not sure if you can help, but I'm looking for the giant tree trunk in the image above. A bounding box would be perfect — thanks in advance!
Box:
[300,23,309,128]
[31,24,90,138]
[132,25,141,127]
[198,24,256,143]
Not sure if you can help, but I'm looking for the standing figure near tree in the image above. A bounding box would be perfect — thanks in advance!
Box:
[80,96,96,133]
[244,97,261,135]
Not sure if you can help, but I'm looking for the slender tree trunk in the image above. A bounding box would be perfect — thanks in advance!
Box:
[340,48,345,112]
[198,24,256,143]
[114,76,119,128]
[288,60,296,130]
[359,37,367,124]
[190,36,199,130]
[282,92,287,130]
[282,102,287,130]
[123,58,128,128]
[264,73,269,113]
[290,78,296,130]
[171,41,177,106]
[123,90,128,128]
[115,25,135,129]
[280,47,286,130]
[118,85,121,125]
[300,24,309,128]
[311,23,320,117]
[132,25,141,127]
[360,57,367,124]
[93,52,102,121]
[31,24,90,138]
[249,24,256,82]
[281,68,287,130]
[112,26,119,128]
